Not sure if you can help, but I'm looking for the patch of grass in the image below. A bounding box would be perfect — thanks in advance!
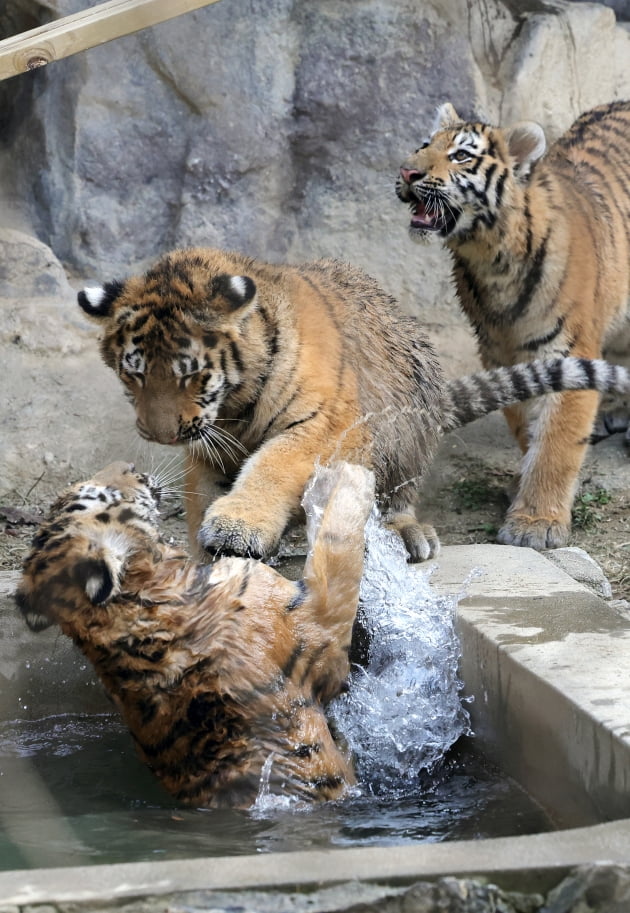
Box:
[452,478,505,512]
[572,488,612,530]
[468,522,499,536]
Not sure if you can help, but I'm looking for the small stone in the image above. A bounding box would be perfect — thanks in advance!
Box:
[543,547,613,600]
[542,863,630,913]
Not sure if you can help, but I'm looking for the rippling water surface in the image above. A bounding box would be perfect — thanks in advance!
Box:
[0,712,553,870]
[1,503,554,870]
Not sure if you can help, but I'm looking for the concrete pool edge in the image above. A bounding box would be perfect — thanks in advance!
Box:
[0,819,629,905]
[431,544,630,828]
[1,543,630,903]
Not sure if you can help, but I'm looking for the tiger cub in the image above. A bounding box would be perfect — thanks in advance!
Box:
[16,460,375,808]
[397,100,630,550]
[78,250,447,562]
[79,249,630,561]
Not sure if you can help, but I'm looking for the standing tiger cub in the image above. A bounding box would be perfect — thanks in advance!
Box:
[397,100,630,550]
[16,460,375,807]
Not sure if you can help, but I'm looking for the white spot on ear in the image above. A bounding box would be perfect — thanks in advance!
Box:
[221,273,256,309]
[229,276,247,298]
[85,572,108,602]
[505,121,547,177]
[82,285,107,308]
[25,610,52,632]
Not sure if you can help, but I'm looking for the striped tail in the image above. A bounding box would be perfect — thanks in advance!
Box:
[442,357,630,431]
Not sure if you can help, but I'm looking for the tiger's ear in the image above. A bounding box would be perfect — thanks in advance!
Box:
[15,587,53,632]
[210,273,257,317]
[77,280,125,320]
[74,554,123,605]
[433,102,461,133]
[504,121,546,180]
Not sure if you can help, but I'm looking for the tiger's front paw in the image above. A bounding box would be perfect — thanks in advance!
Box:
[497,515,569,550]
[198,498,283,559]
[198,516,270,559]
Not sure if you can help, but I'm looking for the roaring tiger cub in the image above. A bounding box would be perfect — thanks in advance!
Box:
[397,100,630,550]
[79,248,630,561]
[16,460,375,808]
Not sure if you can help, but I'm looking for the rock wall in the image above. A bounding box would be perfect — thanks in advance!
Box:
[0,228,147,497]
[0,0,629,491]
[1,0,629,363]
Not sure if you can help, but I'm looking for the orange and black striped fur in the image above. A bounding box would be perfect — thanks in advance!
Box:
[16,461,375,808]
[79,249,630,561]
[397,100,630,550]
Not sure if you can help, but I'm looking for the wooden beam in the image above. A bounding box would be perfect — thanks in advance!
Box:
[0,0,222,81]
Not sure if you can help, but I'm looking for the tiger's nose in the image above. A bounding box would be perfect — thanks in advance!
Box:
[400,167,424,184]
[137,413,180,445]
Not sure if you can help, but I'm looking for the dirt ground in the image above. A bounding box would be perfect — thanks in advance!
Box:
[2,407,630,599]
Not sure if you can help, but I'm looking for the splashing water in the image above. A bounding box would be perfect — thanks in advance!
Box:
[329,509,471,796]
[251,754,304,815]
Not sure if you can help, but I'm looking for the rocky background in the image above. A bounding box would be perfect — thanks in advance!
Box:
[0,0,629,498]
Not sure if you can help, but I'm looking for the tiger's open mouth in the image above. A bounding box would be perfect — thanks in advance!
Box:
[397,178,459,236]
[409,198,447,233]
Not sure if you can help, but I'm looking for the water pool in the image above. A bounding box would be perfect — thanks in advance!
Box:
[0,711,553,871]
[0,508,557,872]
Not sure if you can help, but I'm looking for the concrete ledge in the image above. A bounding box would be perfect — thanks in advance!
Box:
[0,819,629,905]
[431,545,630,827]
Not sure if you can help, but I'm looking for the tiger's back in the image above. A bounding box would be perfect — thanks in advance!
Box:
[397,100,630,551]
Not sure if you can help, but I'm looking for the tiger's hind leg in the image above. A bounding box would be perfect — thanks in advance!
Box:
[295,462,374,706]
[301,462,375,645]
[597,324,630,442]
[296,462,374,707]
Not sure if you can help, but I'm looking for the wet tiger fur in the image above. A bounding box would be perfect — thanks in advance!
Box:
[79,248,630,561]
[15,460,375,808]
[397,100,630,550]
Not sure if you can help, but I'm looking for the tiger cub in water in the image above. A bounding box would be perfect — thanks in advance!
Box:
[16,460,374,808]
[397,100,630,550]
[79,249,630,561]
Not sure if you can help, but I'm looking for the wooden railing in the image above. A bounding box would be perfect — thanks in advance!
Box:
[0,0,222,81]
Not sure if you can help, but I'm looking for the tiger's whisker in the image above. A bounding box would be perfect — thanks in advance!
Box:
[197,430,226,474]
